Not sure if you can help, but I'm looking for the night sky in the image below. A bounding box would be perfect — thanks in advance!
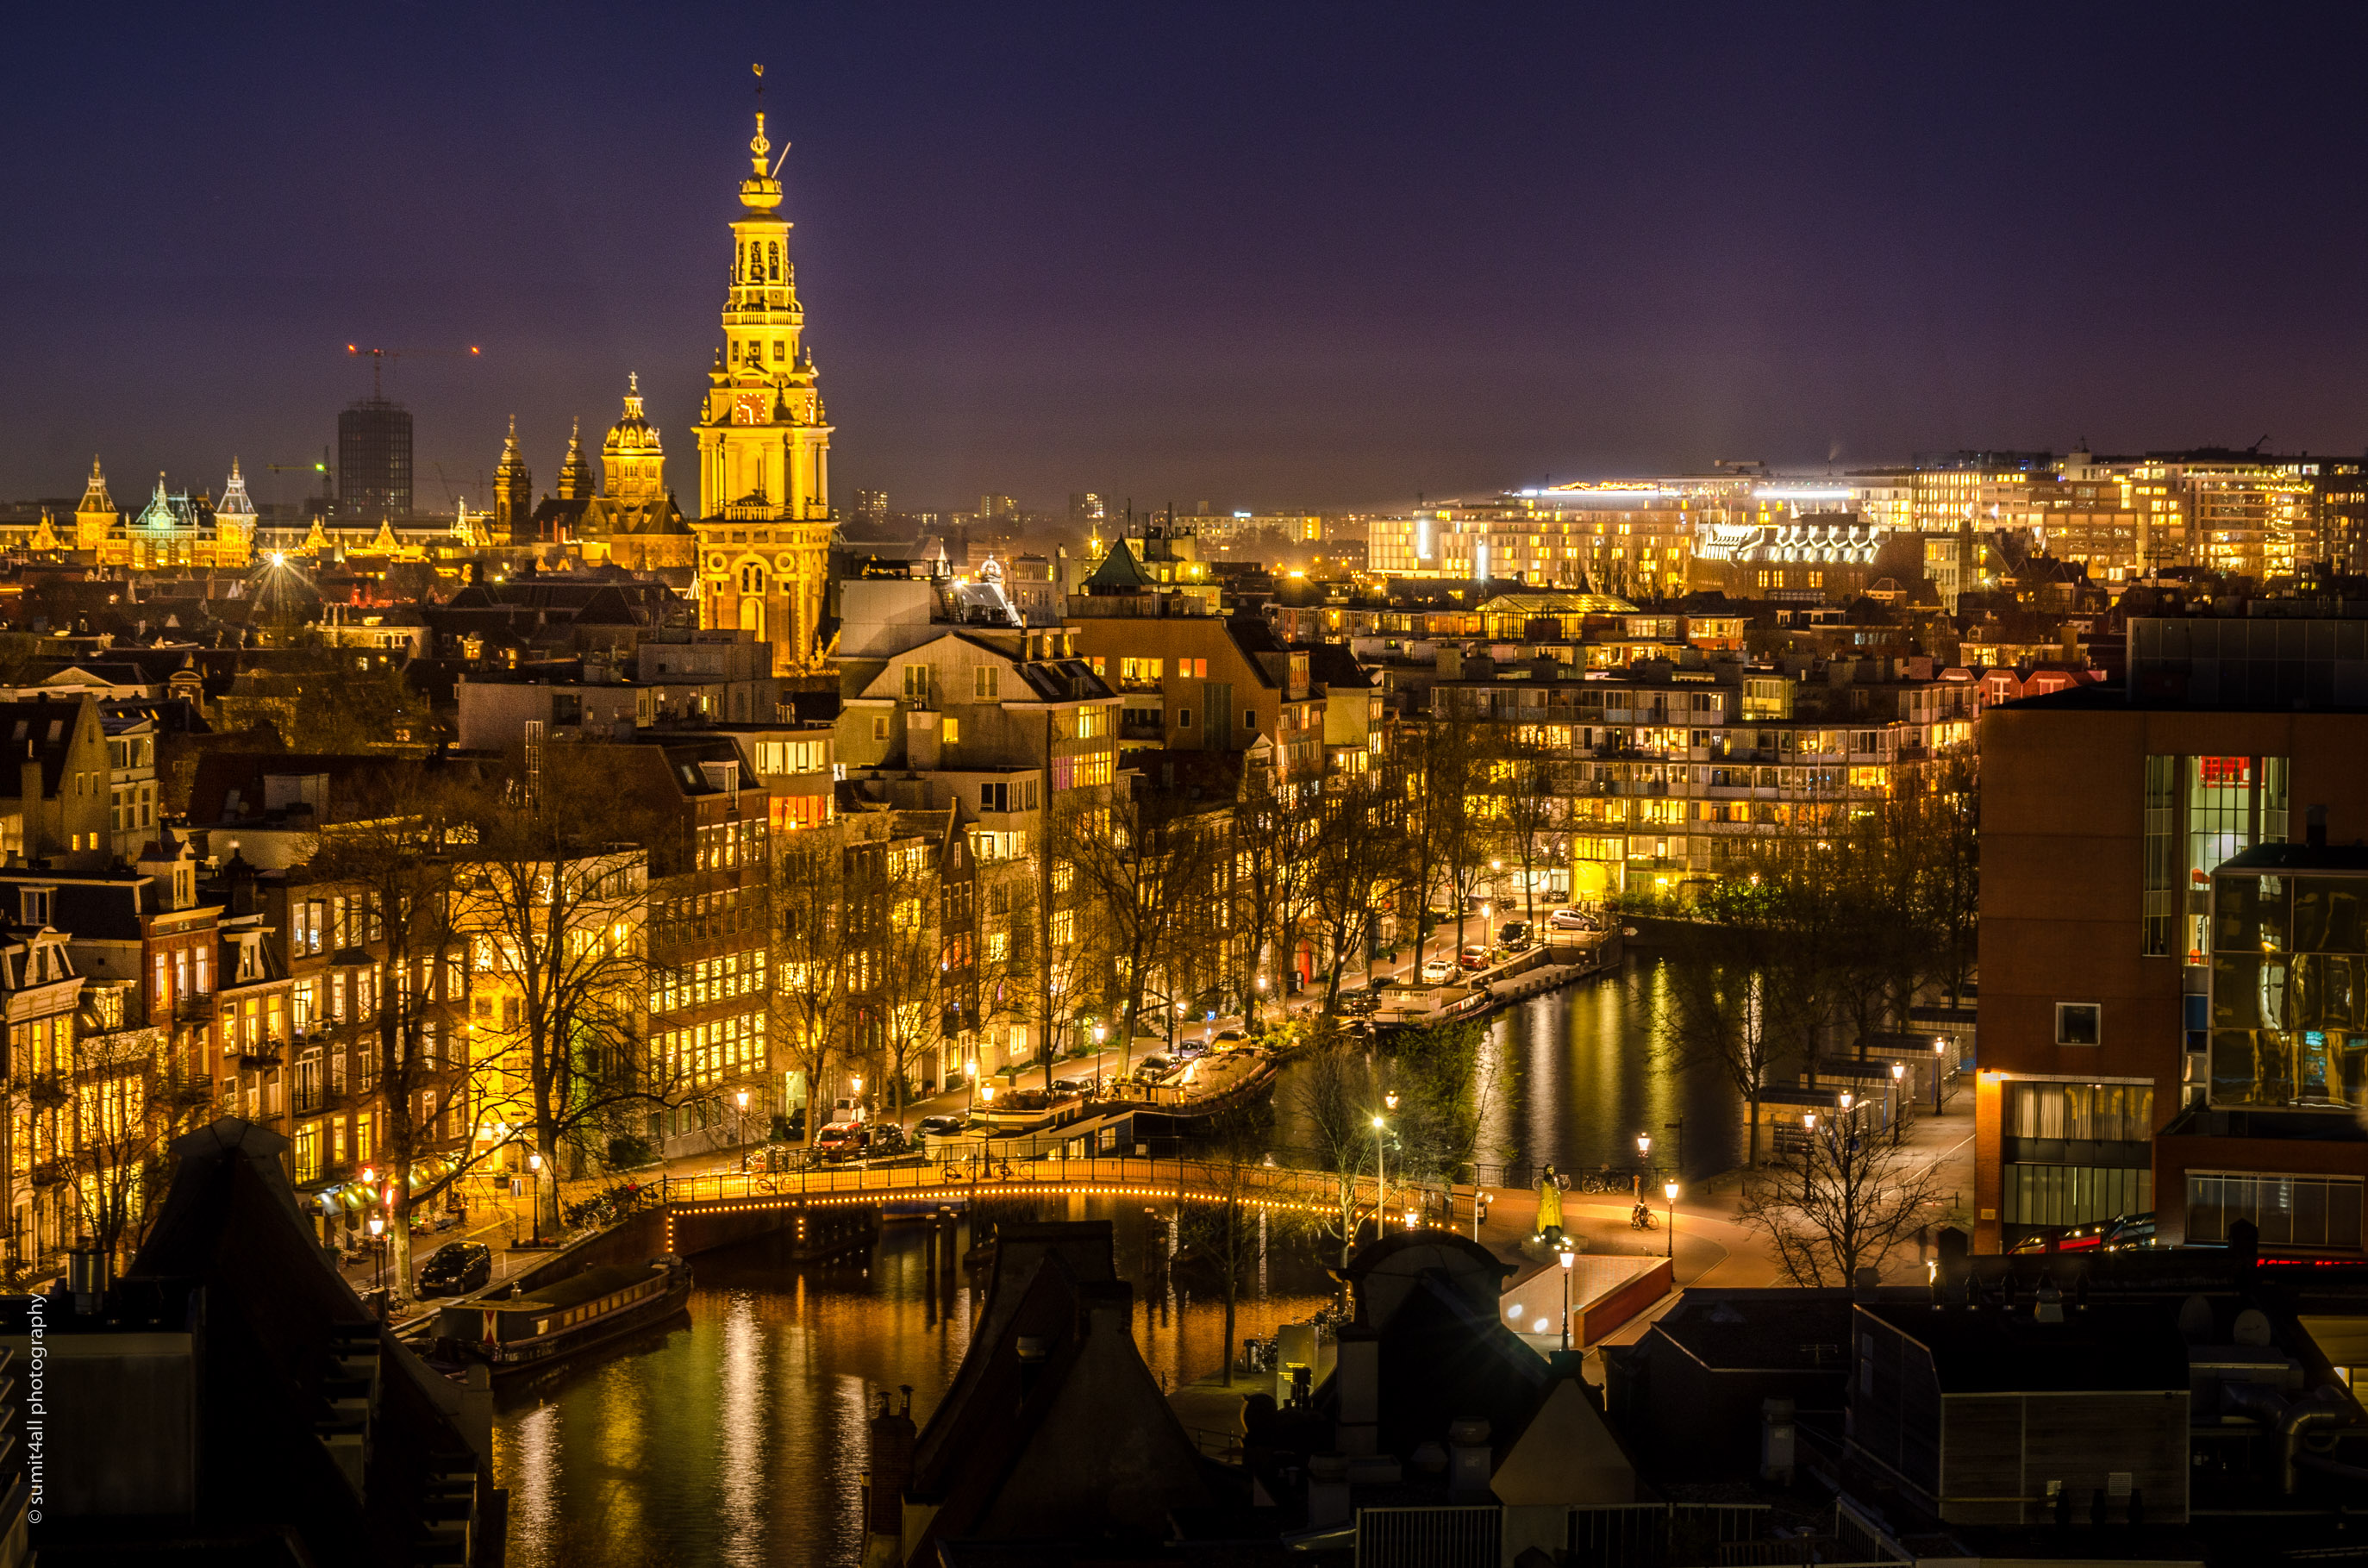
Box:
[9,4,2368,515]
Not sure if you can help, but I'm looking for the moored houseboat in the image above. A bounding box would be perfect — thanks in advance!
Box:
[431,1255,691,1378]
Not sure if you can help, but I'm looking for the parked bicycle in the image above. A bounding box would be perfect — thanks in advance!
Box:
[1629,1203,1658,1231]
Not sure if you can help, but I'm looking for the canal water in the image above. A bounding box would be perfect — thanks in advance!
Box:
[492,958,1728,1567]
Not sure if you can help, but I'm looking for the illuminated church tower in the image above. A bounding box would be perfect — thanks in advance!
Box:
[74,457,117,552]
[493,415,533,542]
[691,76,835,673]
[603,373,665,506]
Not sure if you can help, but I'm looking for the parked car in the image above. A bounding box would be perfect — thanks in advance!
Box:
[1213,1028,1246,1043]
[1333,987,1379,1016]
[1458,944,1493,971]
[1497,920,1533,951]
[1051,1077,1090,1095]
[1134,1055,1172,1080]
[1548,906,1597,932]
[915,1114,968,1138]
[416,1241,492,1298]
[1419,957,1455,984]
[815,1123,865,1159]
[1173,1040,1209,1062]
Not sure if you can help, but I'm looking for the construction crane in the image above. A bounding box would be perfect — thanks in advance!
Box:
[346,343,482,402]
[265,448,335,509]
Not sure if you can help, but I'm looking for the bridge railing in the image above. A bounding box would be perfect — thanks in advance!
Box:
[659,1153,1412,1217]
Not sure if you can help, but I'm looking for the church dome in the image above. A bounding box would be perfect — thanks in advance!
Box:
[602,372,663,459]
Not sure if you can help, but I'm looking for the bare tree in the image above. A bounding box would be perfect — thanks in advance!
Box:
[303,776,509,1290]
[1228,764,1317,1027]
[1484,729,1560,928]
[872,833,946,1119]
[1399,709,1489,960]
[453,747,672,1237]
[1069,796,1227,1075]
[66,1021,191,1266]
[1390,1018,1505,1223]
[1735,1109,1950,1286]
[1303,774,1405,1013]
[1175,1106,1270,1388]
[771,826,869,1144]
[1649,881,1801,1170]
[1284,1024,1385,1280]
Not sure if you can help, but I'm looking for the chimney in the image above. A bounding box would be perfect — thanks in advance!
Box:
[1446,1418,1492,1501]
[1332,1328,1379,1456]
[1304,1453,1350,1527]
[1759,1397,1796,1484]
[865,1388,915,1538]
[1015,1334,1048,1399]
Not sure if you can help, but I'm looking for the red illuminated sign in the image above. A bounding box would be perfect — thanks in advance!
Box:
[2199,756,2251,788]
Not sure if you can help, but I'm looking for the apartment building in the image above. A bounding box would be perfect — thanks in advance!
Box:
[834,564,1122,1078]
[1974,612,2368,1254]
[1434,654,1977,902]
[1368,495,1693,597]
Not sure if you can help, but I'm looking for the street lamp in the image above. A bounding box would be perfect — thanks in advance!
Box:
[1932,1038,1947,1115]
[528,1152,543,1246]
[1663,1180,1678,1259]
[966,1058,980,1116]
[367,1214,385,1289]
[852,1074,865,1123]
[1557,1243,1576,1349]
[1371,1091,1399,1238]
[1092,1023,1107,1096]
[1890,1060,1906,1146]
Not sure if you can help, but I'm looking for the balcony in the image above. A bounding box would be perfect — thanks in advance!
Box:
[175,993,217,1024]
[238,1042,286,1070]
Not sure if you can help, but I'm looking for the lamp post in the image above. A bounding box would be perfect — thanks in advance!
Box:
[1557,1243,1575,1349]
[528,1152,543,1246]
[1932,1038,1947,1115]
[1092,1023,1106,1095]
[1801,1113,1816,1202]
[736,1087,751,1149]
[1635,1130,1651,1206]
[852,1073,865,1127]
[1663,1180,1678,1260]
[1890,1060,1906,1146]
[367,1215,385,1290]
[1371,1090,1399,1238]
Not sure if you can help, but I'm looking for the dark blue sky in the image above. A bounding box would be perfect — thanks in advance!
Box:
[9,3,2368,514]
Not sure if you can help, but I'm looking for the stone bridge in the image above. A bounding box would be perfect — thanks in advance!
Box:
[655,1154,1438,1255]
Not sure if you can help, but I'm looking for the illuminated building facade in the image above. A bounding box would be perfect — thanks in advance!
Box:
[690,108,835,674]
[76,463,257,570]
[1435,656,1976,901]
[1368,492,1694,596]
[1974,615,2368,1255]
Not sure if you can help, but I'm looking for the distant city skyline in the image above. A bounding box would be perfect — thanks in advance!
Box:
[13,6,2368,512]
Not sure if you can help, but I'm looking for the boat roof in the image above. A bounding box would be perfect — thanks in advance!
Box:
[497,1262,664,1313]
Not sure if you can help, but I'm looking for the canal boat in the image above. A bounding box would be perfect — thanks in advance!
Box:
[429,1255,691,1378]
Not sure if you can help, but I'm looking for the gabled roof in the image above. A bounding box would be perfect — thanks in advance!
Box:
[1083,538,1157,590]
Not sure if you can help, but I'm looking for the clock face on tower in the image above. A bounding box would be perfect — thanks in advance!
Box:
[732,392,768,426]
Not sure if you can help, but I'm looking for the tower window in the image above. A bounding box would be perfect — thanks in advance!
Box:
[773,341,786,362]
[767,241,781,280]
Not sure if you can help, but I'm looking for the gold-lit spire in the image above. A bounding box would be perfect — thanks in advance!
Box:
[740,63,784,216]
